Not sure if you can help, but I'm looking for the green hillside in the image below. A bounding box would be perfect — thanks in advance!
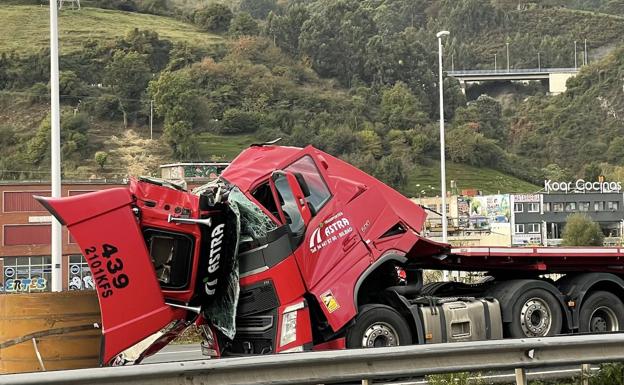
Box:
[0,1,622,198]
[0,5,221,54]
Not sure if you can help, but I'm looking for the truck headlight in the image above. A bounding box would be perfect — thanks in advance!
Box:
[280,310,298,347]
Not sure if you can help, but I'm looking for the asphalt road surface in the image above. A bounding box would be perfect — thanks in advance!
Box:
[142,343,204,364]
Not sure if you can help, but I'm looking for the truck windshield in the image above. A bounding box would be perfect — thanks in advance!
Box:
[273,173,305,236]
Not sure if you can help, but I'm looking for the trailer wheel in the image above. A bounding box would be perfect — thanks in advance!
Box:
[346,304,412,348]
[579,291,624,333]
[507,288,563,338]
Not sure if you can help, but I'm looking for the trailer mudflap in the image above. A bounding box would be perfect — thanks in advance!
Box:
[35,189,181,366]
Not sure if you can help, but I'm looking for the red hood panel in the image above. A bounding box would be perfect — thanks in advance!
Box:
[36,189,177,365]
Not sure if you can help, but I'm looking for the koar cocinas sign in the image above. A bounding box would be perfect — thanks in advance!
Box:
[544,179,622,193]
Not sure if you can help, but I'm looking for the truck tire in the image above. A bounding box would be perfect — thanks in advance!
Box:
[507,288,563,338]
[579,291,624,333]
[346,304,412,348]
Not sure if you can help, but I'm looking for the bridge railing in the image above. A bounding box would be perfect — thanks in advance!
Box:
[2,333,624,385]
[448,68,578,76]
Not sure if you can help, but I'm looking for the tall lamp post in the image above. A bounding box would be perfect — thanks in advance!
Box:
[506,41,510,72]
[437,30,450,279]
[49,0,62,291]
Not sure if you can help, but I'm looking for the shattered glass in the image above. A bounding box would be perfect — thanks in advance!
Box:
[201,186,277,339]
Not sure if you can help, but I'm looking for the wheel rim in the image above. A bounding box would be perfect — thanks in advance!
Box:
[361,322,400,348]
[520,297,552,337]
[589,306,619,332]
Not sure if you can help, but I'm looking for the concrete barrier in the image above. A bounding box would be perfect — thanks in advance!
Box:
[0,291,101,374]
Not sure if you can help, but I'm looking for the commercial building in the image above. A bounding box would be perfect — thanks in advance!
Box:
[512,180,624,246]
[0,180,125,293]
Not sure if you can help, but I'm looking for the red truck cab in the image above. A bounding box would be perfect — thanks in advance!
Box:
[37,144,624,365]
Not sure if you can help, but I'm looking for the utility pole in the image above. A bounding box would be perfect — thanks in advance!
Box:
[451,54,454,72]
[574,40,578,69]
[50,0,62,292]
[538,52,541,71]
[494,54,497,71]
[437,30,450,281]
[150,100,154,140]
[584,39,588,65]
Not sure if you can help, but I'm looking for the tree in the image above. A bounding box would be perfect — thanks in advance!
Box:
[299,0,378,86]
[105,50,151,127]
[562,213,604,246]
[95,151,108,170]
[380,82,427,130]
[194,4,233,33]
[240,0,277,19]
[265,5,309,56]
[229,13,260,37]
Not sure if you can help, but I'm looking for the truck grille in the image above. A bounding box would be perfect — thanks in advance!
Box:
[236,315,274,333]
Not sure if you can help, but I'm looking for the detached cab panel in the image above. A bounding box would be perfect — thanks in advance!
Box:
[36,189,179,365]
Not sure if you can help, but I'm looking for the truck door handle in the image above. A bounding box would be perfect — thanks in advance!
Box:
[342,234,358,251]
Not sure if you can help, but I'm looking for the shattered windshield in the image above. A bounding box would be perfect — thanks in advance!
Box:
[200,185,276,339]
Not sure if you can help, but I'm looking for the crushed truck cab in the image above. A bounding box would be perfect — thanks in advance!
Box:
[36,144,624,365]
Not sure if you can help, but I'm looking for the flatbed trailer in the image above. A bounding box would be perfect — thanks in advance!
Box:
[438,246,624,273]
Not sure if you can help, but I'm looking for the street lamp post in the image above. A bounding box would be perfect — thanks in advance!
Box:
[437,30,450,264]
[494,53,497,71]
[538,52,541,71]
[506,42,510,72]
[49,0,62,292]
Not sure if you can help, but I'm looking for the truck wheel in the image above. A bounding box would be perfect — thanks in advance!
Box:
[579,291,624,333]
[507,288,563,338]
[346,304,412,348]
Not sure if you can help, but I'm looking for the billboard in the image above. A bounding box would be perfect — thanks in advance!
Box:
[458,195,511,229]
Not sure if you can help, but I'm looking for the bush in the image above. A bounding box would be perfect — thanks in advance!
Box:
[221,109,262,134]
[562,213,604,246]
[88,94,122,120]
[193,4,233,33]
[27,82,48,104]
[229,13,260,37]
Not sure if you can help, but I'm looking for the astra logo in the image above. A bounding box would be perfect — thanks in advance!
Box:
[309,212,353,253]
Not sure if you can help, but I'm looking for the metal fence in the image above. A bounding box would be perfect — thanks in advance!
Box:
[2,333,624,385]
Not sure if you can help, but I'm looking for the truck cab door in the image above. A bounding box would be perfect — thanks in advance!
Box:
[35,189,185,366]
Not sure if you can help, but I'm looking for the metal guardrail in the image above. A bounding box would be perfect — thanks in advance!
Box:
[448,68,579,76]
[2,334,624,385]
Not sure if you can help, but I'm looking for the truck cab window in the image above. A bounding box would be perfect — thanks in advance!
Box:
[285,155,331,215]
[251,182,280,220]
[273,173,305,236]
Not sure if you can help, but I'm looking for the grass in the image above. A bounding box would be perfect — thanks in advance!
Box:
[0,5,222,55]
[405,161,539,198]
[195,132,258,161]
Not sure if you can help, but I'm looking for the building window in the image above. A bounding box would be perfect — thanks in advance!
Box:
[68,255,94,291]
[565,202,577,211]
[552,203,564,212]
[607,201,619,211]
[528,223,541,233]
[594,201,605,211]
[515,224,525,233]
[2,256,51,293]
[544,202,551,212]
[579,202,590,211]
[527,203,539,212]
[446,204,450,214]
[514,203,523,213]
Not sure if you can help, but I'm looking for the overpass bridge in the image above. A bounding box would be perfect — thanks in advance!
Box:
[447,68,579,95]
